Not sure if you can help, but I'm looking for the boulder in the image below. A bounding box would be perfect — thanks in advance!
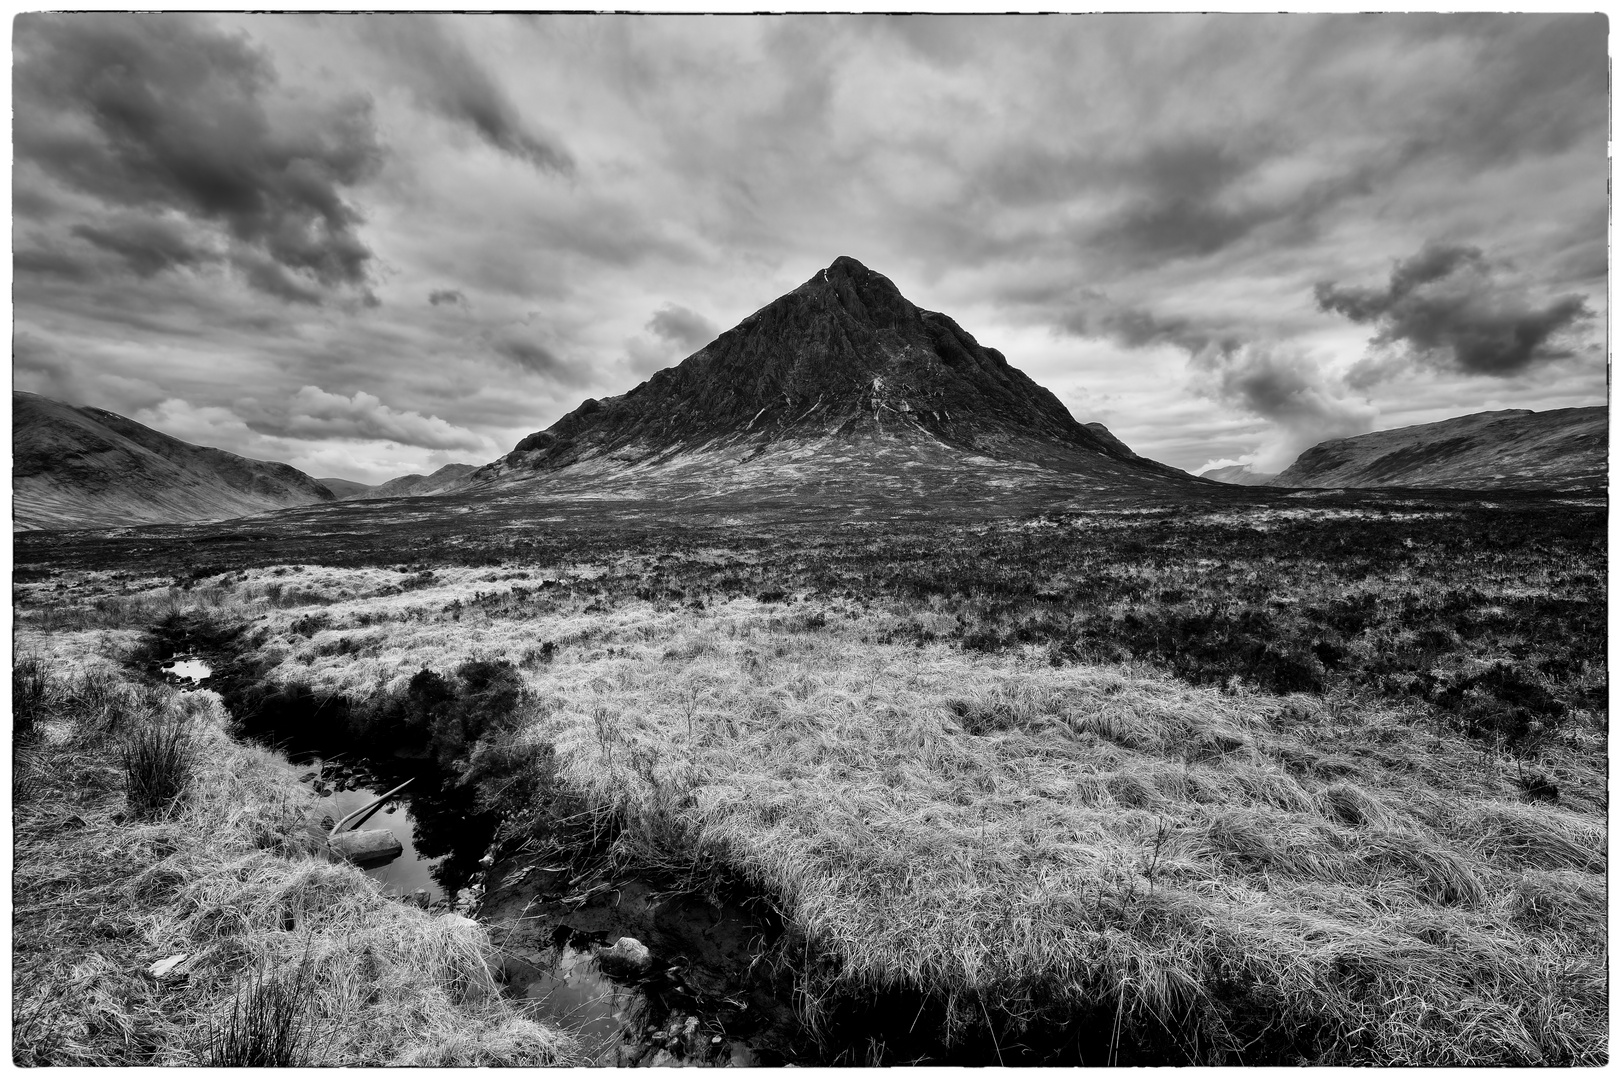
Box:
[329,828,402,866]
[596,935,653,977]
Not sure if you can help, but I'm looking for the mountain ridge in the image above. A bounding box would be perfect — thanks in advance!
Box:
[1270,407,1605,490]
[13,391,337,531]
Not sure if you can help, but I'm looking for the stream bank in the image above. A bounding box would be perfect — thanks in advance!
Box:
[132,613,1155,1066]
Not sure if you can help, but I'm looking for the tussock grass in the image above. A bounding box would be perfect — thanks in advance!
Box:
[13,654,50,743]
[11,642,577,1067]
[121,713,195,819]
[207,951,316,1066]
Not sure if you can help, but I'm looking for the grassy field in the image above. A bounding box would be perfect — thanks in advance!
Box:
[12,494,1607,1064]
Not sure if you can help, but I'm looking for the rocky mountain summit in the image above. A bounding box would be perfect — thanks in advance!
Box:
[477,257,1201,505]
[13,391,338,531]
[1271,407,1606,491]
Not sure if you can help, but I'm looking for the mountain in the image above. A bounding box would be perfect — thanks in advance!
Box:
[475,256,1207,508]
[317,464,479,502]
[1198,465,1277,486]
[369,463,479,500]
[13,391,336,531]
[1270,407,1606,491]
[318,477,376,499]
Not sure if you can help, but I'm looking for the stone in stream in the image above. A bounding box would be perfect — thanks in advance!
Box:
[596,935,653,977]
[329,828,403,866]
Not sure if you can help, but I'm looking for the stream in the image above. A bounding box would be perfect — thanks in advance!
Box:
[152,645,1099,1066]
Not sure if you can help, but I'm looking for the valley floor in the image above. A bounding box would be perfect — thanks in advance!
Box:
[12,497,1607,1065]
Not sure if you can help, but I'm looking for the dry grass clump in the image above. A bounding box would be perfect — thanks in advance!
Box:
[449,608,1604,1065]
[11,655,577,1067]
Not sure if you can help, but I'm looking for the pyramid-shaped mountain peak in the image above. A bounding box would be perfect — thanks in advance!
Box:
[482,259,1198,499]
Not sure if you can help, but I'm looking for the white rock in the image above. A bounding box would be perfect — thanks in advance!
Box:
[439,912,478,928]
[329,828,402,866]
[148,954,188,979]
[596,935,653,976]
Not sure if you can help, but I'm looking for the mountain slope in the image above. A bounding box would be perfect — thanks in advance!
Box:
[369,463,479,499]
[13,391,336,531]
[1270,407,1606,491]
[318,477,376,499]
[1198,465,1277,486]
[475,256,1205,506]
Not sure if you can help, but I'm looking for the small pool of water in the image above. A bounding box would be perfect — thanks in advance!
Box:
[294,754,492,905]
[160,656,212,683]
[502,931,760,1067]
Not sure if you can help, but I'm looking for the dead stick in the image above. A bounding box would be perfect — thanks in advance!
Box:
[328,778,413,838]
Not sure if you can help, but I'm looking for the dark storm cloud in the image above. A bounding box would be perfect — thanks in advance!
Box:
[646,304,719,354]
[71,217,211,277]
[13,14,380,303]
[1399,14,1608,170]
[429,289,467,306]
[1316,241,1593,379]
[1054,291,1242,358]
[487,332,593,386]
[14,247,96,283]
[366,16,574,174]
[1093,139,1275,261]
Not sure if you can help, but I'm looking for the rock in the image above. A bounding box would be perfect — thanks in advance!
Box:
[411,888,432,909]
[147,954,189,980]
[439,912,478,928]
[329,828,402,866]
[596,935,653,977]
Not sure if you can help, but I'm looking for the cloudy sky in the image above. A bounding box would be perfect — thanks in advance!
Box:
[12,13,1608,482]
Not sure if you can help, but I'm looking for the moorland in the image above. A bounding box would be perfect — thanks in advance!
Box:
[12,484,1607,1065]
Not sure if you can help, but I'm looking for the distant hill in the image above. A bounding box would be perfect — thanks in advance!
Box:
[1198,465,1277,486]
[317,477,376,499]
[474,256,1208,508]
[13,391,336,531]
[1271,407,1606,491]
[369,463,479,500]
